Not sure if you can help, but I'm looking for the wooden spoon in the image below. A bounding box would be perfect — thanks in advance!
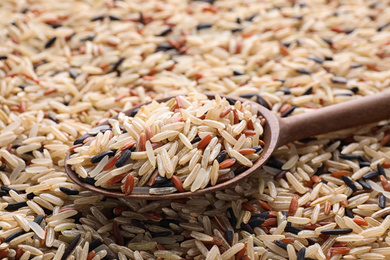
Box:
[65,91,390,199]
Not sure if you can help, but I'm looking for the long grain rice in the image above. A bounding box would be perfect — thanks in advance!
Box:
[1,0,390,259]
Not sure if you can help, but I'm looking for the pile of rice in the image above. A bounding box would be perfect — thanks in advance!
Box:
[0,0,390,259]
[67,94,265,195]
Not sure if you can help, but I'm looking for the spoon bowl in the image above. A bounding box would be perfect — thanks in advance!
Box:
[65,91,390,199]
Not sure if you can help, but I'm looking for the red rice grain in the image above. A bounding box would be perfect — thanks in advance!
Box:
[219,159,236,169]
[124,174,135,195]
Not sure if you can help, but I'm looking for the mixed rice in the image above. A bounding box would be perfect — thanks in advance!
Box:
[67,94,265,195]
[0,0,390,259]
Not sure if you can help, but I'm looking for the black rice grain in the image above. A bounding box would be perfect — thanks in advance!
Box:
[234,166,248,175]
[321,228,353,235]
[281,105,296,117]
[89,239,103,252]
[130,108,139,117]
[80,176,96,185]
[350,64,363,69]
[47,114,60,124]
[341,175,357,192]
[278,89,291,94]
[81,35,96,42]
[239,93,270,109]
[158,28,172,36]
[155,43,175,52]
[91,15,105,21]
[226,207,237,227]
[239,93,257,99]
[378,164,386,176]
[225,230,233,245]
[108,15,121,21]
[226,98,235,105]
[274,240,288,250]
[0,55,8,60]
[4,230,26,242]
[379,193,386,209]
[285,222,302,234]
[251,145,263,153]
[322,38,333,45]
[112,57,125,72]
[348,87,359,94]
[155,176,170,184]
[339,154,360,160]
[297,247,306,260]
[360,161,371,168]
[59,187,79,195]
[115,150,131,168]
[345,208,354,218]
[240,222,254,234]
[331,76,347,84]
[5,202,27,211]
[43,208,53,215]
[44,37,57,48]
[33,215,45,225]
[91,150,116,164]
[1,185,19,194]
[152,182,175,188]
[357,179,372,190]
[68,69,78,79]
[257,211,271,219]
[190,136,201,144]
[132,219,147,230]
[73,134,92,145]
[324,56,333,61]
[248,216,265,228]
[256,95,270,109]
[47,23,62,29]
[26,192,36,200]
[158,219,180,228]
[196,23,212,30]
[378,22,390,32]
[308,57,323,64]
[246,13,258,22]
[231,28,243,33]
[70,213,82,224]
[362,171,379,180]
[265,157,284,169]
[335,93,352,98]
[152,231,172,237]
[61,234,81,260]
[296,69,312,75]
[216,151,227,164]
[302,86,313,95]
[233,70,245,76]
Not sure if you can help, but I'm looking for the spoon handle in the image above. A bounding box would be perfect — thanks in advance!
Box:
[277,90,390,147]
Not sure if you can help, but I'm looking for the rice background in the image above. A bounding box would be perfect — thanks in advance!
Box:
[0,0,390,259]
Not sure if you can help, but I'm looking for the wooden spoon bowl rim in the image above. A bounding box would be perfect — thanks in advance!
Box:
[64,94,280,200]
